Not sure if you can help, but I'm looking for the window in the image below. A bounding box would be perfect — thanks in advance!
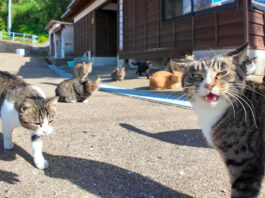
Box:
[252,0,265,11]
[163,0,236,21]
[163,0,192,20]
[194,0,235,12]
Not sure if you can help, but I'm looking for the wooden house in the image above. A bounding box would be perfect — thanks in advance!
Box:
[63,0,265,74]
[62,0,118,66]
[45,20,74,58]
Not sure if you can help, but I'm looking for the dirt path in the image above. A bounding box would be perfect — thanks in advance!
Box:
[0,53,254,198]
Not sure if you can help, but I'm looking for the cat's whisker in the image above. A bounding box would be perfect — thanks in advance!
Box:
[176,93,192,100]
[227,90,257,127]
[223,94,236,118]
[226,92,248,125]
[232,84,265,98]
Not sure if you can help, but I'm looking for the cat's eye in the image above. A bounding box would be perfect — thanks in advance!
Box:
[35,122,41,126]
[49,120,54,124]
[216,71,228,78]
[191,73,203,79]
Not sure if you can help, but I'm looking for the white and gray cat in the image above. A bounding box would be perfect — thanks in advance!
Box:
[181,44,265,197]
[0,71,58,169]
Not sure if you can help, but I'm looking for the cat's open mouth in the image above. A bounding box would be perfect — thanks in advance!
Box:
[205,93,219,103]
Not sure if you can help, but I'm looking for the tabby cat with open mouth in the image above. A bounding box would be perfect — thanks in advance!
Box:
[181,44,264,198]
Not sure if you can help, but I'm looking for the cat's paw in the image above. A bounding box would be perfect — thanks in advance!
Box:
[3,142,14,150]
[82,99,88,103]
[70,100,76,103]
[34,158,49,169]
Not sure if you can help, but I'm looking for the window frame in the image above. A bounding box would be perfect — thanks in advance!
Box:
[162,0,238,22]
[161,0,193,22]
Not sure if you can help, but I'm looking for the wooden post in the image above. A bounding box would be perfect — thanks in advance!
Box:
[243,0,249,44]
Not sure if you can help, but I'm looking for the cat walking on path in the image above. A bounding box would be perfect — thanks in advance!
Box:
[0,71,58,169]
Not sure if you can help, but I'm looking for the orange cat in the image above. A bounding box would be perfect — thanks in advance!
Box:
[149,70,183,90]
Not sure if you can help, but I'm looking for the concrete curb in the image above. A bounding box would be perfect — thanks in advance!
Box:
[48,64,191,108]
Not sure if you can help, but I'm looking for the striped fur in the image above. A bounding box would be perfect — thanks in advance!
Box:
[182,44,264,197]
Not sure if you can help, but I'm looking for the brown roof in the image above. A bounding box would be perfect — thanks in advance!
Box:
[45,20,72,31]
[62,0,97,19]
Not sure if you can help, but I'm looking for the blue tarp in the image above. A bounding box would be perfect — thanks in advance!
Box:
[67,57,90,68]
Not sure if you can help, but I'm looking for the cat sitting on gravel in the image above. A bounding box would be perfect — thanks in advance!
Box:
[149,70,182,90]
[111,67,125,81]
[0,71,58,169]
[133,61,152,79]
[73,62,92,80]
[55,77,101,103]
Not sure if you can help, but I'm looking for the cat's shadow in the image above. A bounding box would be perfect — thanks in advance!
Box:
[120,123,209,148]
[0,134,192,197]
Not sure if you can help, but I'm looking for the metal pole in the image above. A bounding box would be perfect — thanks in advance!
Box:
[8,0,12,34]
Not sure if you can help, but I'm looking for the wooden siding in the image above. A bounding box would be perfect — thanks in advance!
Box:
[74,11,95,57]
[119,0,248,59]
[249,8,265,49]
[74,10,117,57]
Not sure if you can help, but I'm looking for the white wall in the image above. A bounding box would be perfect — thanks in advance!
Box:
[62,25,74,57]
[48,24,73,58]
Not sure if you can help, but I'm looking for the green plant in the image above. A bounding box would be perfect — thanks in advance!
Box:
[37,34,48,44]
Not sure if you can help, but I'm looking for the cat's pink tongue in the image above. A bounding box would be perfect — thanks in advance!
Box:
[206,93,218,102]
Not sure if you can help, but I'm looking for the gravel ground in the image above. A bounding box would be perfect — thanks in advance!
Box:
[0,53,264,198]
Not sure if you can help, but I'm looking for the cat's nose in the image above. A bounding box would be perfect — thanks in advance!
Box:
[204,83,214,90]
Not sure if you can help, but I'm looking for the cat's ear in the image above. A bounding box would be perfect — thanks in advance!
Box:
[245,56,257,75]
[20,98,37,113]
[88,62,92,67]
[94,77,101,85]
[225,43,249,65]
[46,96,59,107]
[120,67,125,72]
[170,60,190,72]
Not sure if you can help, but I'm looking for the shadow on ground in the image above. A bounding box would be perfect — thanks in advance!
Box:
[120,123,209,148]
[0,134,192,197]
[16,56,59,79]
[0,170,19,184]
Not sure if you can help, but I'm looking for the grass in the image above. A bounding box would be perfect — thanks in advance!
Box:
[0,34,48,45]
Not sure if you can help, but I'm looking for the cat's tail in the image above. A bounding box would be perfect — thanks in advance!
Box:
[55,87,66,102]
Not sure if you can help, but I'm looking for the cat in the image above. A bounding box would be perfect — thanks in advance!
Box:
[73,62,92,80]
[133,61,152,79]
[55,77,101,103]
[111,66,125,81]
[181,43,265,197]
[0,71,58,169]
[149,70,182,90]
[165,54,194,73]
